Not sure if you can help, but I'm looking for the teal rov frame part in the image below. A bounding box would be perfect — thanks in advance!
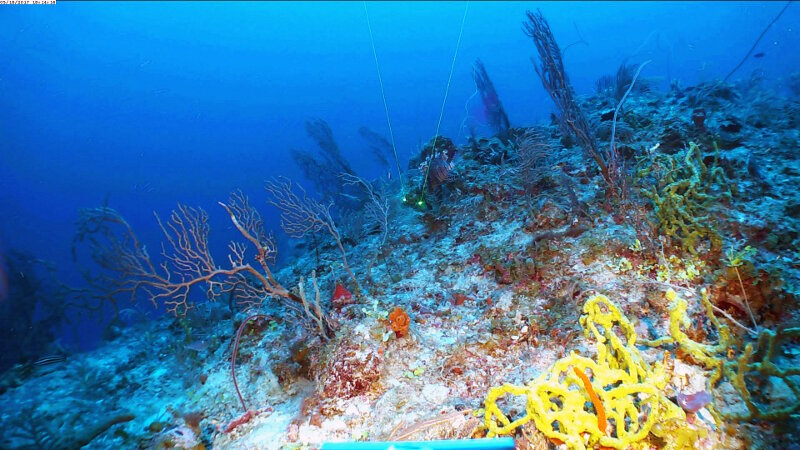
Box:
[321,438,515,450]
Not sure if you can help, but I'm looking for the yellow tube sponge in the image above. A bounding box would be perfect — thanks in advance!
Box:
[483,294,686,449]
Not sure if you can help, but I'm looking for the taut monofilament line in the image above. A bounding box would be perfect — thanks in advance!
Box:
[421,1,470,203]
[363,1,406,194]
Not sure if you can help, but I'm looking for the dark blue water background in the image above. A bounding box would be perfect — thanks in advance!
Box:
[1,1,798,348]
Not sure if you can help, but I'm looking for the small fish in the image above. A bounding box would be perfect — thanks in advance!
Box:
[429,155,453,187]
[339,193,360,201]
[184,341,208,353]
[119,308,149,322]
[34,355,67,367]
[134,182,155,195]
[191,330,209,340]
[753,52,765,58]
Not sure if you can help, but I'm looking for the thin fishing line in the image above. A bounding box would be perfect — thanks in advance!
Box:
[422,1,470,197]
[723,1,791,83]
[363,1,405,193]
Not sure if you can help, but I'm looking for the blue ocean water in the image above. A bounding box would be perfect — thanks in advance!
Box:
[2,2,796,286]
[1,2,799,448]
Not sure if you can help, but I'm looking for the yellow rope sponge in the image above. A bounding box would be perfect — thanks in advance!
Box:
[483,294,685,449]
[641,289,732,385]
[642,289,800,422]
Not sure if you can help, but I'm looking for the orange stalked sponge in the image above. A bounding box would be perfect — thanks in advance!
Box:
[388,307,410,338]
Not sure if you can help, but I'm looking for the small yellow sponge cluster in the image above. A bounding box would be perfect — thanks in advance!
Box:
[483,294,686,449]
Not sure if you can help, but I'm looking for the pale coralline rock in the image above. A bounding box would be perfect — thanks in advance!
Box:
[421,383,450,405]
[321,417,349,436]
[297,424,326,445]
[671,358,707,395]
[493,290,515,312]
[256,364,283,398]
[343,394,372,417]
